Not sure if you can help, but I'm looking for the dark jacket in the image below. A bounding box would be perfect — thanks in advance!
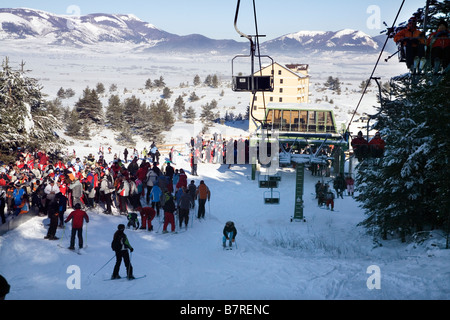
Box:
[162,193,176,213]
[223,223,237,239]
[112,230,133,252]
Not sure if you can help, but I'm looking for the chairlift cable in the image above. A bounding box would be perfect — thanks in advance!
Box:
[345,0,406,134]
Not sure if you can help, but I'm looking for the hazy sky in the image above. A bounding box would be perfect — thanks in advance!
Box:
[6,0,427,40]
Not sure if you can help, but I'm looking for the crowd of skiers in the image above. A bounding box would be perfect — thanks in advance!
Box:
[315,173,355,211]
[0,145,211,236]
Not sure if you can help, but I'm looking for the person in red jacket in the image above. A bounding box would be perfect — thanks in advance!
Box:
[65,203,89,250]
[351,131,369,162]
[369,132,386,158]
[137,206,156,231]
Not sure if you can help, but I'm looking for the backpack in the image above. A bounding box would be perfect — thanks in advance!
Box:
[107,176,114,190]
[111,235,122,251]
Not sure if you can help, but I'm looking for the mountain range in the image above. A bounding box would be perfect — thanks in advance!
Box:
[0,8,392,54]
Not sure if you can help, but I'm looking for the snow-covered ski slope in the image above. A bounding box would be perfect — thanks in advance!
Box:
[1,159,449,300]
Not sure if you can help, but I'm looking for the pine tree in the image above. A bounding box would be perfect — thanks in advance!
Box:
[356,73,450,242]
[75,87,103,125]
[193,75,201,86]
[106,94,124,130]
[0,58,63,151]
[184,106,196,124]
[173,95,186,119]
[147,99,175,143]
[162,87,173,99]
[123,95,143,127]
[65,108,83,138]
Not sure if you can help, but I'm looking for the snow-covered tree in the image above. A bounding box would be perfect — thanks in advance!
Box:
[0,58,63,151]
[356,73,450,242]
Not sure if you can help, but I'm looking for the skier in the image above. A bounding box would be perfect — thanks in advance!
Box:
[333,173,346,199]
[345,175,355,196]
[111,224,134,280]
[162,191,176,233]
[127,212,140,230]
[137,206,156,231]
[325,186,335,211]
[64,203,89,250]
[196,180,210,219]
[44,199,59,240]
[149,184,162,217]
[187,180,197,209]
[222,221,237,249]
[177,187,191,230]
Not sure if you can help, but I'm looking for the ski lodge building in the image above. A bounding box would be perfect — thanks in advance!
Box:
[249,62,310,133]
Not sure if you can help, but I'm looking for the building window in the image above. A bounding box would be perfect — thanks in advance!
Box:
[279,97,283,102]
[278,70,282,75]
[279,88,283,93]
[270,97,273,102]
[280,79,284,84]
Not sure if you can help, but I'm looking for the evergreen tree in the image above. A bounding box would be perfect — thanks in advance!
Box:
[57,87,66,99]
[173,95,186,119]
[65,108,83,138]
[162,87,173,99]
[153,76,166,88]
[356,73,450,242]
[123,95,143,127]
[147,99,175,143]
[184,106,196,124]
[193,75,201,86]
[0,58,63,151]
[200,99,218,123]
[96,83,105,95]
[75,87,103,125]
[211,74,219,88]
[189,91,200,102]
[106,94,124,130]
[145,79,153,90]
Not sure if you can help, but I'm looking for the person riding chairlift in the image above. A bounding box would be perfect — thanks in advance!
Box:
[369,132,386,158]
[394,17,426,73]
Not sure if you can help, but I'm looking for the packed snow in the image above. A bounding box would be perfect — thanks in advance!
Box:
[0,44,449,301]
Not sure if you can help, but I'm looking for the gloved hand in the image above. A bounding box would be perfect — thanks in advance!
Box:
[130,248,134,253]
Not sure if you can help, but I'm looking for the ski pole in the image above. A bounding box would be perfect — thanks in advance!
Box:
[93,255,116,276]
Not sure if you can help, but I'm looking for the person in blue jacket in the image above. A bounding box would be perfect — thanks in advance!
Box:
[149,184,162,217]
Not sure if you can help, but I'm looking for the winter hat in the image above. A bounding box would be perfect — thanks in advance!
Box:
[118,224,125,231]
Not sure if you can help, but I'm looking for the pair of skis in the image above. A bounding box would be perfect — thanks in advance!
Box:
[104,275,147,282]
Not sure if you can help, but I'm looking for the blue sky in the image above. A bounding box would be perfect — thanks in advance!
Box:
[6,0,427,40]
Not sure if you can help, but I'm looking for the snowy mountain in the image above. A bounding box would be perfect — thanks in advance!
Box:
[261,29,382,53]
[0,8,388,54]
[0,8,246,53]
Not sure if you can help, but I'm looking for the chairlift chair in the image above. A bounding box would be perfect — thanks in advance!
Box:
[264,189,280,205]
